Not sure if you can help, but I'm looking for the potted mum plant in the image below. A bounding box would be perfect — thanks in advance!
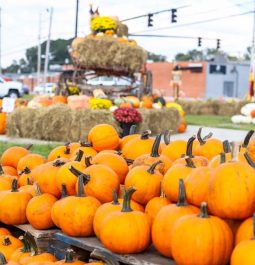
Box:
[113,107,142,137]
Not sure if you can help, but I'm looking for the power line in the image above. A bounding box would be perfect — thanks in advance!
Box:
[130,9,255,34]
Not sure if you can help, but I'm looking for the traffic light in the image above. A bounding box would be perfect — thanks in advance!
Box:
[198,37,202,47]
[148,13,153,27]
[217,39,221,49]
[171,9,177,23]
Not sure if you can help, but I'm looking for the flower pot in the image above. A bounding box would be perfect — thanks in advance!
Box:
[120,122,135,137]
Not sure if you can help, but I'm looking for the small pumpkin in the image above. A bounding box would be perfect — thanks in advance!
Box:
[1,166,17,176]
[55,248,85,265]
[0,112,6,134]
[99,187,151,254]
[235,214,254,246]
[0,236,23,261]
[17,154,45,174]
[124,160,163,205]
[152,179,199,258]
[47,144,72,161]
[124,96,140,108]
[58,175,101,237]
[10,234,31,263]
[119,124,140,150]
[17,167,33,187]
[52,95,67,105]
[88,124,120,152]
[19,178,36,197]
[171,202,233,265]
[0,229,11,237]
[70,142,97,160]
[26,184,57,229]
[161,139,187,161]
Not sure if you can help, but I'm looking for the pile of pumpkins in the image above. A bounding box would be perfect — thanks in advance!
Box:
[0,230,118,264]
[1,124,255,264]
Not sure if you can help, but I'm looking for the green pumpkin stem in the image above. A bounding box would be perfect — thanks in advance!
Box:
[34,183,42,196]
[223,140,231,153]
[61,183,68,199]
[197,127,213,145]
[176,179,187,207]
[90,249,119,265]
[185,157,196,168]
[186,136,196,157]
[129,124,137,135]
[220,153,226,164]
[147,160,163,174]
[11,179,19,192]
[198,202,209,218]
[74,150,84,162]
[25,232,39,256]
[150,134,161,157]
[121,187,136,212]
[53,159,66,167]
[163,130,171,145]
[64,248,75,263]
[64,143,71,154]
[112,189,120,205]
[85,156,92,167]
[242,130,254,148]
[80,141,92,147]
[140,130,151,139]
[2,237,11,246]
[0,252,7,264]
[26,144,33,150]
[0,165,4,175]
[244,152,255,169]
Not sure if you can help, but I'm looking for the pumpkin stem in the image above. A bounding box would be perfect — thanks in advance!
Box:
[150,134,161,157]
[230,142,239,162]
[147,160,163,174]
[176,179,187,207]
[25,232,39,256]
[185,157,196,168]
[61,183,68,199]
[160,182,166,198]
[197,127,213,145]
[140,130,151,139]
[115,150,122,155]
[11,179,19,192]
[80,141,93,147]
[85,156,93,167]
[2,237,11,246]
[34,183,42,196]
[242,130,254,148]
[220,153,226,164]
[90,249,120,265]
[74,150,84,162]
[129,124,137,135]
[64,248,75,263]
[244,152,255,169]
[0,252,7,264]
[20,234,31,253]
[26,144,33,150]
[69,166,90,196]
[112,189,120,205]
[121,187,136,212]
[198,202,209,218]
[53,159,66,167]
[0,165,4,175]
[163,130,171,145]
[186,135,196,157]
[124,158,134,165]
[223,140,231,153]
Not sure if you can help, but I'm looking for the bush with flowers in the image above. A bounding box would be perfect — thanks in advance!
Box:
[113,107,142,124]
[91,16,117,33]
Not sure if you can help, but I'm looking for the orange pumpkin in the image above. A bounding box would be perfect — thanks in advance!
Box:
[47,144,72,162]
[71,164,120,203]
[26,184,57,229]
[0,236,23,261]
[0,229,11,237]
[1,146,31,168]
[0,178,12,192]
[161,139,187,161]
[141,96,153,108]
[19,179,36,197]
[119,102,133,108]
[162,157,196,202]
[125,161,163,205]
[17,168,33,187]
[0,112,6,134]
[58,175,101,237]
[70,143,97,160]
[17,154,45,174]
[91,152,129,184]
[10,234,31,263]
[0,179,32,225]
[178,120,187,133]
[55,248,85,265]
[99,187,150,254]
[152,179,199,257]
[88,124,120,152]
[1,166,17,176]
[52,96,67,105]
[171,202,233,265]
[119,124,139,150]
[235,215,254,246]
[124,96,140,108]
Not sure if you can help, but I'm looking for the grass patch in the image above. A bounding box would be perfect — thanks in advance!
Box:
[0,142,60,157]
[186,115,255,131]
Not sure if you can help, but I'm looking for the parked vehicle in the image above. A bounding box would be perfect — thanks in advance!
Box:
[33,83,56,96]
[22,85,30,95]
[0,77,24,98]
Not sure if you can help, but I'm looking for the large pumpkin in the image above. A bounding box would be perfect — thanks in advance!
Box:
[88,124,120,151]
[58,175,101,237]
[0,179,32,225]
[171,202,233,265]
[99,187,150,254]
[26,184,57,229]
[152,179,199,258]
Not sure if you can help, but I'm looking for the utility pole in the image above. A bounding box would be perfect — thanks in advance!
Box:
[75,0,79,37]
[249,0,255,101]
[37,12,42,85]
[0,8,2,75]
[44,7,53,86]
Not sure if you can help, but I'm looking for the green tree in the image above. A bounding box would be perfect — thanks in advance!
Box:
[148,52,166,62]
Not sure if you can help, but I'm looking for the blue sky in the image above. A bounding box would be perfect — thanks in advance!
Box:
[1,0,253,67]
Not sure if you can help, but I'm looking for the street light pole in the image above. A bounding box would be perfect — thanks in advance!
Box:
[75,0,79,37]
[37,12,42,85]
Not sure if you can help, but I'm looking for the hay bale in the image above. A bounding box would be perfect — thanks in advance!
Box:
[73,38,147,74]
[115,21,128,37]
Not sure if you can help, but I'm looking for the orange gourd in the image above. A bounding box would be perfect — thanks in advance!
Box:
[152,179,199,258]
[99,187,150,254]
[161,139,187,161]
[171,202,233,265]
[52,95,67,105]
[0,236,23,261]
[26,184,57,229]
[0,112,6,134]
[124,96,140,108]
[17,154,45,174]
[88,124,120,152]
[235,214,254,246]
[58,175,101,237]
[55,248,85,265]
[47,144,72,161]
